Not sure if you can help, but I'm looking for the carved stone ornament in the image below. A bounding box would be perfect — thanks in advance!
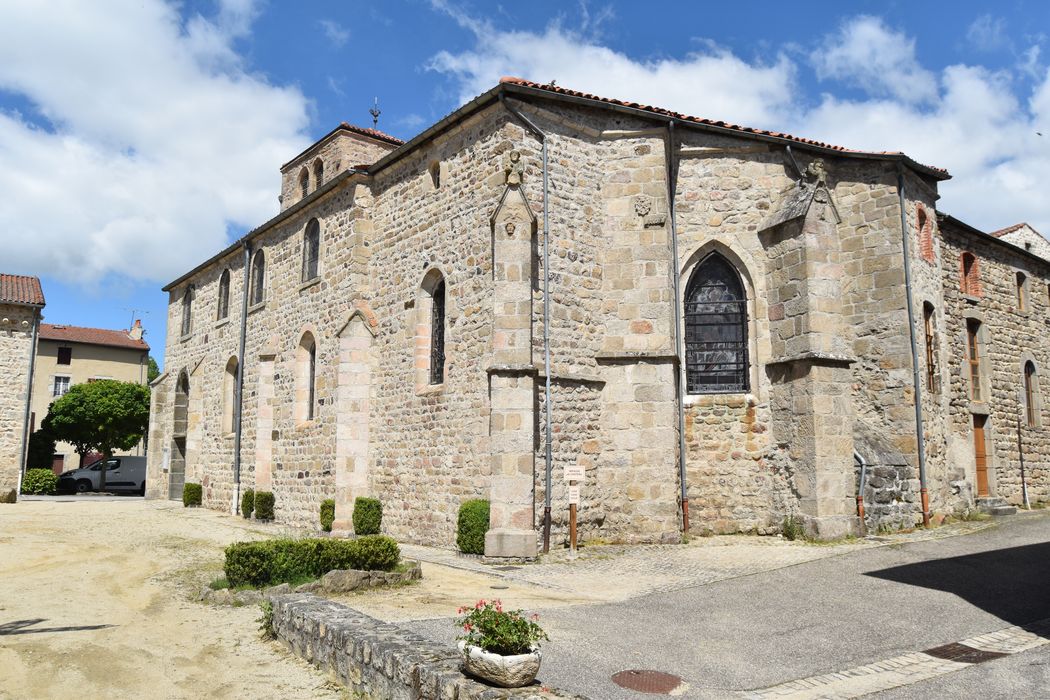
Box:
[503,150,524,185]
[505,222,516,236]
[634,195,652,217]
[804,159,828,187]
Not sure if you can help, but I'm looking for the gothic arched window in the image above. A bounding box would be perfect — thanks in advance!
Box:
[684,254,749,394]
[217,269,230,320]
[303,219,320,281]
[250,250,266,306]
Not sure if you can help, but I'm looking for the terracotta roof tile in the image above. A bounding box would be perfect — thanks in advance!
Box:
[498,77,948,177]
[0,273,45,306]
[988,222,1029,238]
[39,323,149,351]
[336,123,404,146]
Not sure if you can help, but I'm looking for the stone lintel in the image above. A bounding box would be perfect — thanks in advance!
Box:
[484,528,538,559]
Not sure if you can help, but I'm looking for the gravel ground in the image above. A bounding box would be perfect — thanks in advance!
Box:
[0,498,344,700]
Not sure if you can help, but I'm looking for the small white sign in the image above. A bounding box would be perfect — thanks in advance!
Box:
[161,447,171,473]
[567,484,581,505]
[563,464,585,481]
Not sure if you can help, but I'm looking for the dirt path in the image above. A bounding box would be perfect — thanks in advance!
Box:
[0,498,343,700]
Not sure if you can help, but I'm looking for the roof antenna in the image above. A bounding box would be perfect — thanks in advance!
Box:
[369,97,381,129]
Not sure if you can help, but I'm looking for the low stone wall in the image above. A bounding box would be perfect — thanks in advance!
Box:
[271,593,580,699]
[199,563,423,606]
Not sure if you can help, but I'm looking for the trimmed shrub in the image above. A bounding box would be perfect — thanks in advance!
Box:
[352,497,382,535]
[182,482,202,507]
[223,535,400,588]
[320,498,335,532]
[21,468,58,496]
[241,488,255,519]
[255,491,275,521]
[457,499,490,555]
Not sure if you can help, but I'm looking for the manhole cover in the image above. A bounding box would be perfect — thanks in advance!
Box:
[924,642,1008,664]
[611,670,682,694]
[490,584,509,589]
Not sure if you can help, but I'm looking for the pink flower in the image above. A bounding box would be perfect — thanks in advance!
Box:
[475,599,486,609]
[463,622,473,631]
[531,613,540,622]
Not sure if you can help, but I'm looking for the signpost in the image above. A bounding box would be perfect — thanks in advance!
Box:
[565,467,581,557]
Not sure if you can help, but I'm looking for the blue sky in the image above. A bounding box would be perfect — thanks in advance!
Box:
[1,0,1049,369]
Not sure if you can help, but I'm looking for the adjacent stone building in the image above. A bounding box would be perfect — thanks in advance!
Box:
[147,78,1050,555]
[0,273,45,498]
[30,321,151,471]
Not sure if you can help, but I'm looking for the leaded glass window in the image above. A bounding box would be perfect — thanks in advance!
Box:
[684,254,749,394]
[430,279,446,385]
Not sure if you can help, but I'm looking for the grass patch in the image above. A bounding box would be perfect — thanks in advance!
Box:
[208,576,230,590]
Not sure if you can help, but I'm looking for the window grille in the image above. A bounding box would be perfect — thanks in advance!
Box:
[313,160,324,188]
[684,254,749,394]
[300,169,309,199]
[53,376,70,397]
[430,279,446,385]
[923,303,937,392]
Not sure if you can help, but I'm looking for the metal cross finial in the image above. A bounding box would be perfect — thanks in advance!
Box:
[369,97,381,128]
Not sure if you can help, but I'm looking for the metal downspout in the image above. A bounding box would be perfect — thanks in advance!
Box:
[666,121,689,533]
[233,240,251,514]
[499,93,554,553]
[896,166,931,527]
[16,308,40,498]
[854,450,867,523]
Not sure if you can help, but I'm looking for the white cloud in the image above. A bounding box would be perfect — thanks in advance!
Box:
[967,14,1007,52]
[0,0,310,284]
[426,2,796,130]
[428,7,1050,236]
[319,19,350,48]
[811,16,937,104]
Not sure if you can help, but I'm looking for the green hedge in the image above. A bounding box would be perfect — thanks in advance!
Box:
[224,535,400,588]
[457,499,490,555]
[183,482,202,507]
[320,498,335,532]
[241,488,255,519]
[353,497,382,535]
[255,491,275,521]
[21,468,58,495]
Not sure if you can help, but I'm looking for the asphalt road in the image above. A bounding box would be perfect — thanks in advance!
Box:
[408,511,1050,699]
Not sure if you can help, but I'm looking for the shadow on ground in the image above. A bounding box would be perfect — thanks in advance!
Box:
[866,541,1050,627]
[0,618,115,635]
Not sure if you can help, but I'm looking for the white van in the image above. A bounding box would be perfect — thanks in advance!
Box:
[57,456,147,495]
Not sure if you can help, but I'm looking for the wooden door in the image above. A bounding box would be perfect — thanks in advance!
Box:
[973,415,989,497]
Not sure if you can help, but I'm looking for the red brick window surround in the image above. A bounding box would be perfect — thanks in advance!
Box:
[916,205,934,263]
[960,252,981,297]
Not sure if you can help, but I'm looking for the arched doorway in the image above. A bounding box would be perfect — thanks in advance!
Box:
[170,371,189,500]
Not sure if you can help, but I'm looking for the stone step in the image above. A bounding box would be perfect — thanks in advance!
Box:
[976,497,1017,516]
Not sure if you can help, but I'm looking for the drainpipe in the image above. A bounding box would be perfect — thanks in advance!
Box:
[854,450,868,523]
[665,121,689,533]
[499,94,554,553]
[233,240,251,514]
[896,166,931,527]
[16,308,41,499]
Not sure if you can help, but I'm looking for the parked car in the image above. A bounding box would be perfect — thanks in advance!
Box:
[57,456,147,495]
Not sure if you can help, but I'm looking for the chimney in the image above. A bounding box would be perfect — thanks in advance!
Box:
[129,318,143,340]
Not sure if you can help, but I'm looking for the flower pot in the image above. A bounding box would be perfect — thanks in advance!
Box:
[457,640,541,688]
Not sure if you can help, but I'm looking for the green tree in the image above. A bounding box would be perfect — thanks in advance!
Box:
[147,355,160,383]
[26,422,57,471]
[46,380,150,491]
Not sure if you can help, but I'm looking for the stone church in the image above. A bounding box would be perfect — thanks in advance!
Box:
[147,78,1050,557]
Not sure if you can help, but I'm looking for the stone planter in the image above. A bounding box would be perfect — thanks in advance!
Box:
[457,640,541,688]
